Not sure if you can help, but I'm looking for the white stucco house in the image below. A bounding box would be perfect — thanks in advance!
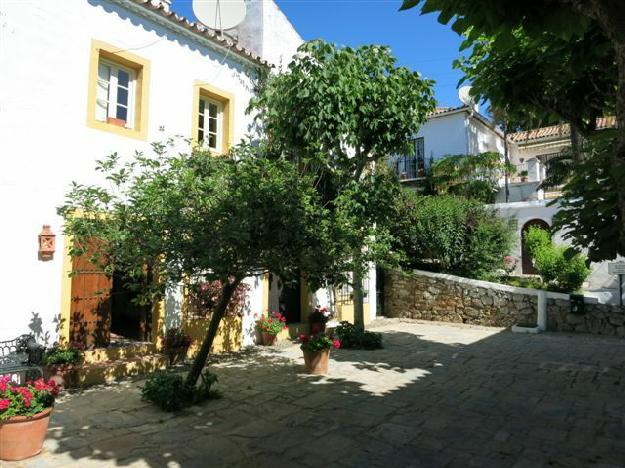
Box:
[391,103,504,182]
[393,97,621,304]
[0,0,377,371]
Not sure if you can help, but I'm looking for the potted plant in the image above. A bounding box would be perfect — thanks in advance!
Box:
[161,328,192,366]
[519,170,529,182]
[0,376,60,461]
[309,305,330,335]
[299,333,341,375]
[255,312,287,346]
[42,345,83,388]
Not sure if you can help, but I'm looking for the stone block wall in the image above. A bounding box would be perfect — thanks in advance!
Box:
[384,269,625,337]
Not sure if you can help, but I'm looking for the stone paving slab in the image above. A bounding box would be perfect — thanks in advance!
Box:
[5,319,625,467]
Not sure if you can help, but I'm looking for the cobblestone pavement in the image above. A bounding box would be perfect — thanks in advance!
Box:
[7,319,625,467]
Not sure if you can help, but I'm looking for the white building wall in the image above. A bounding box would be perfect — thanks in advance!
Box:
[467,116,505,155]
[0,0,260,343]
[416,112,470,163]
[232,0,303,70]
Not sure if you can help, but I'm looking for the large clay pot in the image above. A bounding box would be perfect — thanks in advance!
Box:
[43,364,78,388]
[302,349,330,374]
[261,332,278,346]
[0,407,52,461]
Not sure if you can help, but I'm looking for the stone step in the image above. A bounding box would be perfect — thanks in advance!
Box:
[83,342,157,364]
[78,354,168,387]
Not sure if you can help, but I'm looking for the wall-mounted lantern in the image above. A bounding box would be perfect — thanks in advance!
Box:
[38,225,56,261]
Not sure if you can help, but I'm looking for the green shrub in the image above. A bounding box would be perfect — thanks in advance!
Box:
[335,321,383,350]
[141,370,218,412]
[392,193,514,279]
[42,346,82,366]
[525,226,591,292]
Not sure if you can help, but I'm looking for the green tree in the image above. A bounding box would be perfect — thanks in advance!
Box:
[400,0,625,259]
[250,39,436,328]
[391,192,513,280]
[58,141,337,388]
[431,152,511,203]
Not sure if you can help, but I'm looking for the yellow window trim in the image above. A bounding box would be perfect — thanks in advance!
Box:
[86,39,150,141]
[192,80,235,154]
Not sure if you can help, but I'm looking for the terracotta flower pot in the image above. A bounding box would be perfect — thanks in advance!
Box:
[0,407,52,461]
[43,364,78,388]
[261,332,278,346]
[107,117,126,127]
[302,349,330,375]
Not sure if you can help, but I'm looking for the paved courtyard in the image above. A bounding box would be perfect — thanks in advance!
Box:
[7,319,625,467]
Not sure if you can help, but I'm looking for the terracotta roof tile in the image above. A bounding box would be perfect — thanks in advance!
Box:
[130,0,270,67]
[427,105,469,117]
[508,116,616,143]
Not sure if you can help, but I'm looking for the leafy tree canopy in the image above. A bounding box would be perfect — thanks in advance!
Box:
[58,141,346,387]
[250,39,437,327]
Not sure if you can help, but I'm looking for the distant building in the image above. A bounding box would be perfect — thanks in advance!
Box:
[392,98,620,304]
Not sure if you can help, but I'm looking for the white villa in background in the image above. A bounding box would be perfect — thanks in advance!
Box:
[392,96,621,304]
[0,0,377,364]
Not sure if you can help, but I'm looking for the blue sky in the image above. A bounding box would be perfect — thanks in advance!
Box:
[171,0,465,107]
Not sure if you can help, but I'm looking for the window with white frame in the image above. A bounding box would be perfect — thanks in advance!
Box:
[198,97,223,152]
[96,59,136,128]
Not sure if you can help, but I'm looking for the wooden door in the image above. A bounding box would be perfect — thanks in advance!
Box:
[69,241,112,349]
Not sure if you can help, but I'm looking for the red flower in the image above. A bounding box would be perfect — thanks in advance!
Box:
[0,399,9,410]
[299,334,310,343]
[15,387,33,406]
[280,317,286,323]
[333,339,341,349]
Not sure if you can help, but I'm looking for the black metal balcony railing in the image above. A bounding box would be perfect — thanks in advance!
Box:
[396,155,425,180]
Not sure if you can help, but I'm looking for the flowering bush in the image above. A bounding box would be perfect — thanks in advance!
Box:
[188,279,250,318]
[255,312,288,336]
[0,375,60,421]
[299,333,341,352]
[161,328,192,350]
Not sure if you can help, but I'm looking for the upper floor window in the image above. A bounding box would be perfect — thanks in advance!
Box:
[192,82,234,154]
[96,60,136,129]
[87,40,150,140]
[396,137,425,180]
[198,97,223,152]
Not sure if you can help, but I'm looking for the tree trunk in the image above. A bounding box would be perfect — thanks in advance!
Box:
[503,124,509,203]
[613,43,625,256]
[352,263,365,331]
[185,277,242,388]
[569,124,584,163]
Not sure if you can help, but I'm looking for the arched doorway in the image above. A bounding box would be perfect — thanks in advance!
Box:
[521,219,550,274]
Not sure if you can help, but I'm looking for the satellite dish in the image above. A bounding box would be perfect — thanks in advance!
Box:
[458,85,479,112]
[193,0,247,31]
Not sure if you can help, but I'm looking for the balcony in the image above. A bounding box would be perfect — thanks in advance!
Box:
[395,155,426,181]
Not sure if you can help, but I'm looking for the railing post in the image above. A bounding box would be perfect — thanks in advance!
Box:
[537,290,547,331]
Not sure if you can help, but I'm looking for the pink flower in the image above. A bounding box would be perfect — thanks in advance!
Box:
[299,334,310,343]
[0,375,11,392]
[333,339,341,349]
[0,399,9,410]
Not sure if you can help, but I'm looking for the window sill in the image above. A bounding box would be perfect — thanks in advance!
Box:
[87,119,147,141]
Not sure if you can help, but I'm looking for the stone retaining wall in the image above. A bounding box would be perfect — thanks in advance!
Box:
[384,269,625,337]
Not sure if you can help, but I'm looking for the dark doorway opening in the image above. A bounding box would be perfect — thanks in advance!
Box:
[110,273,147,341]
[268,274,301,324]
